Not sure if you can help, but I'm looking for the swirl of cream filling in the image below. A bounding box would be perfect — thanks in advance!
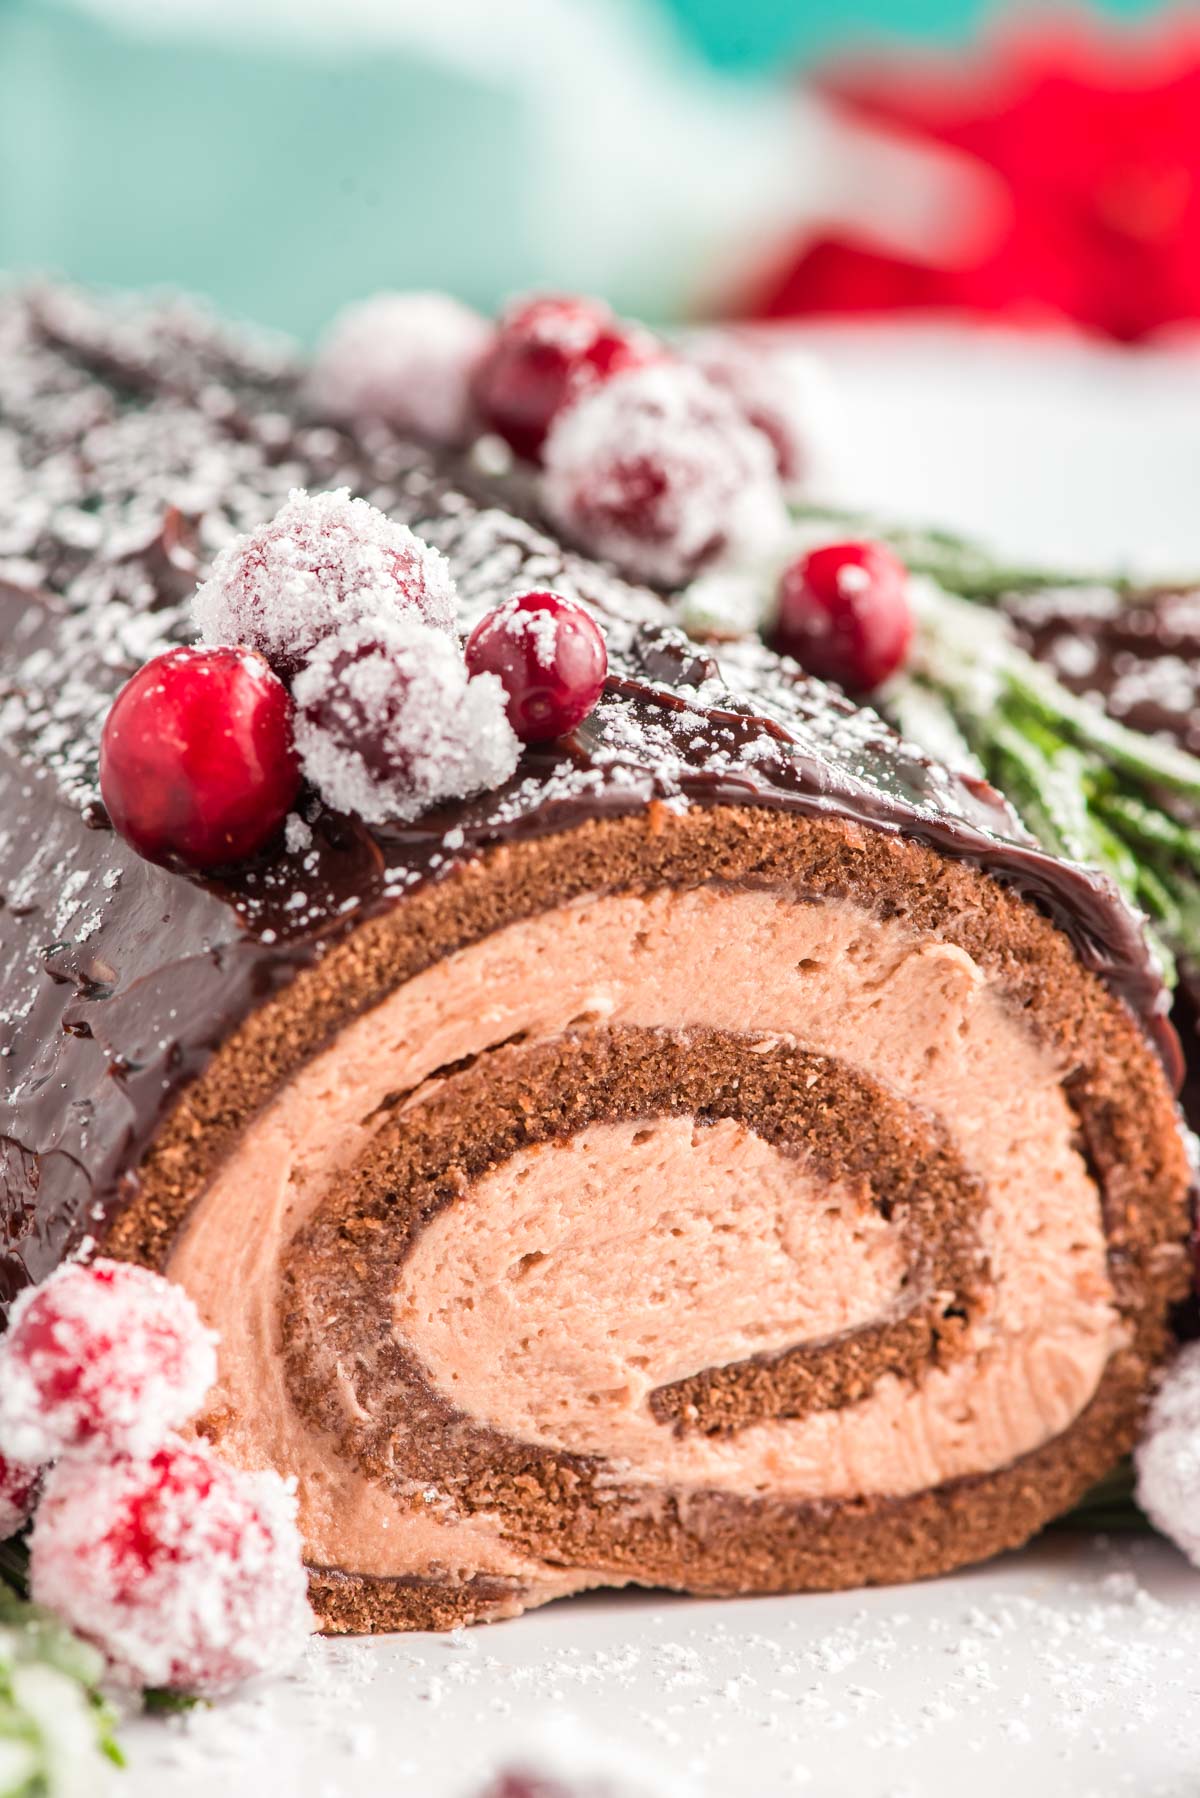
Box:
[166,881,1122,1603]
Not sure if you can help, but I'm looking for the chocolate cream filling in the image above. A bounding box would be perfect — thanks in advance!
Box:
[124,808,1189,1630]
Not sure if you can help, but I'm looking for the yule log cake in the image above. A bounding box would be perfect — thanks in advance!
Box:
[0,289,1191,1633]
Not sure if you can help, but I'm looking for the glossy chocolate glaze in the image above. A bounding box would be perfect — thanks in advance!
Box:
[0,289,1179,1319]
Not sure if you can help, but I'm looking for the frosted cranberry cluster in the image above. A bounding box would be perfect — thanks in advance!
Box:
[102,485,610,869]
[0,1259,313,1695]
[99,291,910,874]
[313,289,811,588]
[310,288,912,692]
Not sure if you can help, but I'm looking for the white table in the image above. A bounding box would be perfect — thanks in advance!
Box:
[126,1536,1200,1798]
[124,324,1200,1798]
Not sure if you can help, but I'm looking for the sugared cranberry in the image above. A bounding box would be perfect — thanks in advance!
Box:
[772,540,913,693]
[479,1776,573,1798]
[100,646,300,870]
[542,363,787,587]
[465,592,607,743]
[0,1260,217,1465]
[193,488,456,677]
[309,292,494,446]
[293,615,518,826]
[687,331,840,492]
[0,1451,41,1540]
[30,1437,313,1694]
[472,294,660,462]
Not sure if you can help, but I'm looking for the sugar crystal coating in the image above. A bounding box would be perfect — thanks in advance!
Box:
[293,613,520,826]
[472,293,660,463]
[0,1259,217,1465]
[1135,1338,1200,1566]
[193,487,457,675]
[541,363,787,587]
[308,292,493,447]
[29,1436,313,1694]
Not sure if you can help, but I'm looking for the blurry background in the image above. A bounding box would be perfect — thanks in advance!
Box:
[2,0,1193,343]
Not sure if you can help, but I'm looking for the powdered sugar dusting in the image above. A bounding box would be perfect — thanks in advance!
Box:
[541,362,787,587]
[283,812,313,856]
[293,615,519,826]
[308,292,493,447]
[193,487,457,669]
[491,594,564,669]
[124,1541,1200,1795]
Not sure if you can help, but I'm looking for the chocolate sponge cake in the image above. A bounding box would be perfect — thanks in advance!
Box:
[0,289,1192,1632]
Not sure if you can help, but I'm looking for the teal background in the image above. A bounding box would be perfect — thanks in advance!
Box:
[659,0,1160,69]
[1,2,532,338]
[0,0,1171,339]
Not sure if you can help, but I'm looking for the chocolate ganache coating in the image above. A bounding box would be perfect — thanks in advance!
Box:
[0,288,1181,1320]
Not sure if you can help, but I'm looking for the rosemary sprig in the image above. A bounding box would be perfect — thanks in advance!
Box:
[891,576,1200,981]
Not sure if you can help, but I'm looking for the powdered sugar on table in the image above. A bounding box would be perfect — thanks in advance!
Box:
[121,1535,1200,1797]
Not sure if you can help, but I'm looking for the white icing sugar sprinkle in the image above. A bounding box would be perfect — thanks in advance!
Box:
[293,614,519,827]
[488,592,565,667]
[541,361,787,589]
[308,292,493,447]
[1136,1339,1200,1564]
[193,487,457,668]
[283,812,313,856]
[127,1543,1200,1793]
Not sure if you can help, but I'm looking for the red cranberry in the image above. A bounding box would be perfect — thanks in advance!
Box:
[309,292,494,446]
[0,1259,217,1464]
[472,294,660,462]
[292,616,518,825]
[30,1437,312,1693]
[772,540,913,693]
[100,646,301,870]
[192,489,456,679]
[465,592,608,743]
[688,331,838,490]
[542,363,785,588]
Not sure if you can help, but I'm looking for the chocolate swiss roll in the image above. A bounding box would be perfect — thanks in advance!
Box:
[0,290,1192,1632]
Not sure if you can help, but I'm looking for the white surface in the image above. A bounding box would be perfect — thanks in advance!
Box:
[125,1537,1200,1798]
[123,325,1200,1798]
[804,320,1200,575]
